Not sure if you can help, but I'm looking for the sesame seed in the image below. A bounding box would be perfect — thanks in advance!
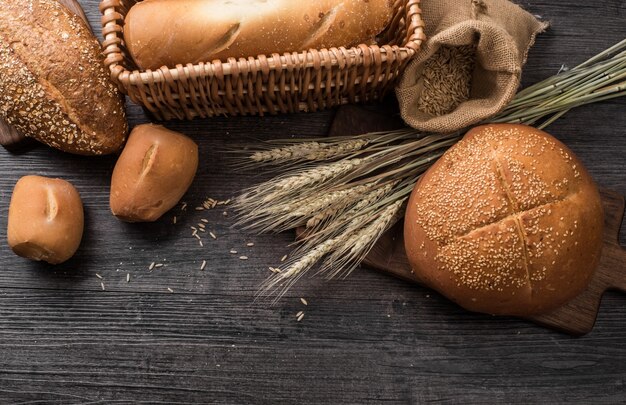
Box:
[195,207,204,211]
[199,240,204,247]
[201,219,209,223]
[198,223,206,229]
[173,216,177,224]
[281,255,288,262]
[296,311,304,317]
[155,263,163,268]
[95,273,103,279]
[194,234,201,240]
[100,282,105,291]
[300,298,308,306]
[167,288,174,293]
[297,313,305,322]
[149,262,155,270]
[210,232,217,240]
[247,242,255,247]
[126,273,130,283]
[200,260,207,270]
[181,202,187,211]
[239,256,248,260]
[230,249,238,254]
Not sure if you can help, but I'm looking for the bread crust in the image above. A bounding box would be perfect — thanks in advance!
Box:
[404,124,604,316]
[124,0,394,70]
[110,124,199,222]
[8,175,84,264]
[0,0,127,155]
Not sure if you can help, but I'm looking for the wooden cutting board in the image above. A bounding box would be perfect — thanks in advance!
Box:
[329,105,626,335]
[0,0,91,147]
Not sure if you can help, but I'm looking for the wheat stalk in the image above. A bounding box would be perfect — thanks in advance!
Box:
[235,39,626,299]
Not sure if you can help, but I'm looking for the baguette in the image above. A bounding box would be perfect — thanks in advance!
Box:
[0,0,127,155]
[124,0,394,70]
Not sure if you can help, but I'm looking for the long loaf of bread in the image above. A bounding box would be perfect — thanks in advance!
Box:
[124,0,394,70]
[0,0,127,155]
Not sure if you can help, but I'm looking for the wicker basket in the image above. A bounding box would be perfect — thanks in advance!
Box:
[99,0,426,120]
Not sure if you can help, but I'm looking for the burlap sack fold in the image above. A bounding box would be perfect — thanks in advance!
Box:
[396,0,548,133]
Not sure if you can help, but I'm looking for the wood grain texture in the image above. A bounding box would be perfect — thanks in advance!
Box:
[0,0,625,403]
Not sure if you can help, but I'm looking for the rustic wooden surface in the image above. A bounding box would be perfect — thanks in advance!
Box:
[0,0,625,403]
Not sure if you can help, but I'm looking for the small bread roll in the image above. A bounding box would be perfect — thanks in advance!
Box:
[110,124,199,222]
[404,124,604,317]
[8,176,84,264]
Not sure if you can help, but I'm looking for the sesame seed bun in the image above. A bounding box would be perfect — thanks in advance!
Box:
[404,124,604,316]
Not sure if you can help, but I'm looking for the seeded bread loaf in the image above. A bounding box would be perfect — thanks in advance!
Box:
[124,0,394,70]
[0,0,127,155]
[404,124,604,316]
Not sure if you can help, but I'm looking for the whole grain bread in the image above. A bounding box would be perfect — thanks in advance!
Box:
[0,0,127,155]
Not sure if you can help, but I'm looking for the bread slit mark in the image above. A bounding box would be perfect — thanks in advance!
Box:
[140,144,158,176]
[452,195,570,243]
[300,4,343,49]
[513,216,533,293]
[45,188,58,221]
[201,23,241,59]
[492,154,520,213]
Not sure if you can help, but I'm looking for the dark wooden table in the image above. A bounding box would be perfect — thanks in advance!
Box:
[1,1,625,403]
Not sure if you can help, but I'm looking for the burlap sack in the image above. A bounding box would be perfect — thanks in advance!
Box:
[396,0,548,133]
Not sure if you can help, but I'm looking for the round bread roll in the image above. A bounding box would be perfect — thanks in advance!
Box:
[8,175,84,264]
[404,124,604,317]
[110,124,199,222]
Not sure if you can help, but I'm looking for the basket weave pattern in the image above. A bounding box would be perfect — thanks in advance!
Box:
[99,0,425,120]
